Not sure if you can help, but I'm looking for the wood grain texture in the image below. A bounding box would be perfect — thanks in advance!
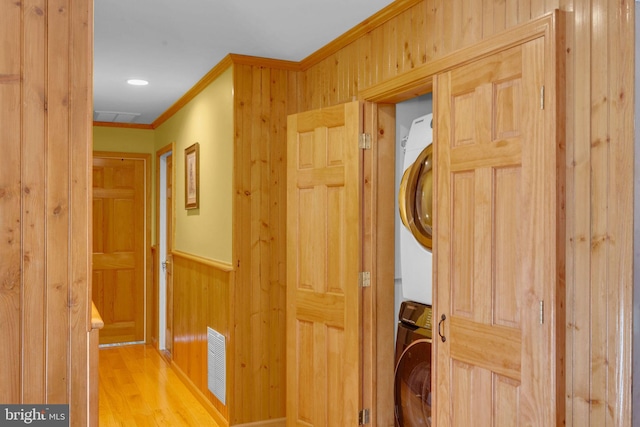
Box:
[171,252,231,421]
[98,344,220,426]
[297,1,633,425]
[0,0,93,423]
[92,155,147,345]
[82,0,633,425]
[229,63,298,425]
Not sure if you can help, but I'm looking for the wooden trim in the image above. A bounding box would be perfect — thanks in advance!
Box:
[90,302,104,330]
[152,55,233,129]
[228,53,300,71]
[92,121,154,130]
[234,419,286,427]
[171,249,234,272]
[170,359,230,427]
[155,142,175,250]
[298,0,423,70]
[359,11,558,103]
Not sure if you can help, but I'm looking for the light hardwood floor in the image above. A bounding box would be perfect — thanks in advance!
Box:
[99,344,220,426]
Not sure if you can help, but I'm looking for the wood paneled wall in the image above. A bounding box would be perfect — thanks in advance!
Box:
[171,252,231,423]
[0,1,93,425]
[167,59,299,426]
[298,0,634,425]
[101,0,632,425]
[230,62,299,425]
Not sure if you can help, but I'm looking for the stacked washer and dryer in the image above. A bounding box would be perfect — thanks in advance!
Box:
[395,112,434,427]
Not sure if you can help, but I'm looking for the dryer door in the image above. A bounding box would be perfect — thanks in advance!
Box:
[399,144,433,250]
[394,339,432,427]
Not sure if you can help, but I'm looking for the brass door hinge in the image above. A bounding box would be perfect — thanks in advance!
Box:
[359,271,371,288]
[359,408,370,425]
[359,133,371,149]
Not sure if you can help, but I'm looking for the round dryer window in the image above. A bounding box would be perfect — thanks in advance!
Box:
[399,144,433,250]
[394,339,432,426]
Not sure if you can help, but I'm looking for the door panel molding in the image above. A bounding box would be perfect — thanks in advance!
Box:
[93,151,151,344]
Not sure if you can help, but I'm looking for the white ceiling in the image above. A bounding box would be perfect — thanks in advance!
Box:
[94,0,396,125]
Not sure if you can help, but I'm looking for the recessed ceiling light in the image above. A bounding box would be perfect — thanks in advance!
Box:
[127,79,149,86]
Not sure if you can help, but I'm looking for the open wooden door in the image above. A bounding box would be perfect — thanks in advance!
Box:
[433,22,562,427]
[286,101,363,426]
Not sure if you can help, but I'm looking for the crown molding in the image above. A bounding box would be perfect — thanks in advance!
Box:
[299,0,423,70]
[93,0,421,131]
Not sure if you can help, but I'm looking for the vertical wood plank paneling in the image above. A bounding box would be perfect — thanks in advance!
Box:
[171,253,230,421]
[412,0,428,66]
[69,0,92,419]
[517,0,531,25]
[356,34,372,93]
[0,0,92,421]
[607,1,634,426]
[424,0,437,61]
[589,0,609,424]
[251,65,269,417]
[506,0,519,28]
[295,1,633,426]
[47,0,71,403]
[370,26,385,91]
[383,16,398,81]
[397,9,412,73]
[571,0,593,424]
[22,0,47,404]
[560,5,575,427]
[233,64,252,422]
[0,0,22,404]
[269,67,288,421]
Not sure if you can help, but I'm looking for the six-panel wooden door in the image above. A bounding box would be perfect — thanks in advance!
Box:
[286,101,363,426]
[433,35,559,426]
[92,156,146,345]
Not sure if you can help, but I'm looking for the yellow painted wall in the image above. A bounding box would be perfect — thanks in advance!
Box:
[154,67,234,263]
[93,126,155,154]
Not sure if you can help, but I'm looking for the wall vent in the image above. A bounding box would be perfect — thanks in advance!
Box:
[93,110,141,123]
[207,327,226,404]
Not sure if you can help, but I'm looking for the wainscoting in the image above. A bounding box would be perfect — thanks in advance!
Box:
[171,251,231,425]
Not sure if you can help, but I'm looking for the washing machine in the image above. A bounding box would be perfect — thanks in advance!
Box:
[395,300,432,427]
[398,114,434,305]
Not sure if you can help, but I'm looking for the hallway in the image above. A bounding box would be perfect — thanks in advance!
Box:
[99,344,219,426]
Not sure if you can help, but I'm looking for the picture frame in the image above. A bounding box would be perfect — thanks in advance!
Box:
[184,142,199,209]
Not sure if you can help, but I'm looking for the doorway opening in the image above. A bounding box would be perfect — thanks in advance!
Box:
[158,147,174,356]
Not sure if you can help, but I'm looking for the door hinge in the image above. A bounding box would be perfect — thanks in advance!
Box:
[359,408,370,425]
[539,300,544,325]
[359,271,371,288]
[359,133,371,149]
[540,86,545,110]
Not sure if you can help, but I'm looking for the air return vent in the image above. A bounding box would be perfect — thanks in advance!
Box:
[93,110,141,123]
[207,327,226,404]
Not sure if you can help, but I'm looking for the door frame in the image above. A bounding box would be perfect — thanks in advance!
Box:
[93,151,152,343]
[357,11,563,424]
[155,142,175,352]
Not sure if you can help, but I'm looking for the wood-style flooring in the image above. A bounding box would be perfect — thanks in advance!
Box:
[99,344,220,426]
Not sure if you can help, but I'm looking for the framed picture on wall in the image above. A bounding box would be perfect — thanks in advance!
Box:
[185,142,199,209]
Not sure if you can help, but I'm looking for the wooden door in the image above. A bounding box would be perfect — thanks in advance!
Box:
[165,153,174,355]
[93,156,146,344]
[286,101,363,426]
[434,36,560,425]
